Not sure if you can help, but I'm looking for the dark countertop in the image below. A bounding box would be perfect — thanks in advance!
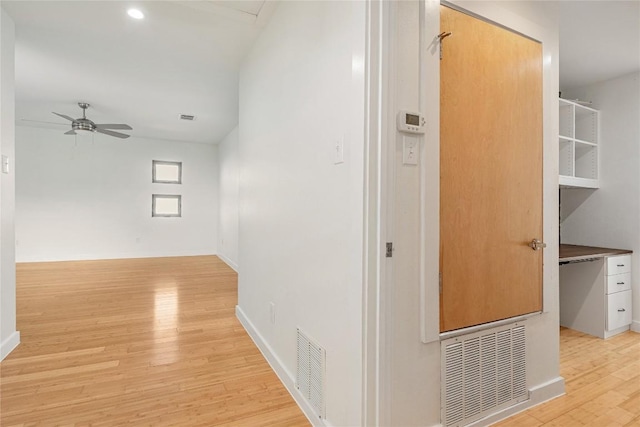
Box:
[559,244,633,262]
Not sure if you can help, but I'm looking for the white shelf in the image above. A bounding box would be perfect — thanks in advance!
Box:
[559,175,599,189]
[558,98,600,188]
[573,139,597,147]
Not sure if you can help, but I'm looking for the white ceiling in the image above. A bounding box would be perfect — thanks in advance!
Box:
[559,1,640,90]
[3,1,269,144]
[4,1,639,144]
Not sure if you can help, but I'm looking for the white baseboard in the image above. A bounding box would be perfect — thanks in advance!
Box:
[0,331,20,361]
[528,376,566,405]
[235,305,326,427]
[469,376,565,426]
[217,253,238,272]
[631,320,640,333]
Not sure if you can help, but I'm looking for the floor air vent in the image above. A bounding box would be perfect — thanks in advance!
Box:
[296,328,326,420]
[441,324,528,426]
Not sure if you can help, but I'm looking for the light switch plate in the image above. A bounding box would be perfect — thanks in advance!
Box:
[403,136,419,165]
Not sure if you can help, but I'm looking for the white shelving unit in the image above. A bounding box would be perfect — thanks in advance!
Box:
[559,98,599,188]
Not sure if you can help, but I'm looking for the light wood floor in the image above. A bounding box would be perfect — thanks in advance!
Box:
[495,327,640,427]
[2,257,639,426]
[0,256,310,426]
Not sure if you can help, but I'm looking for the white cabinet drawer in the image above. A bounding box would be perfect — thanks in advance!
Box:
[606,255,631,275]
[606,273,632,294]
[607,290,632,331]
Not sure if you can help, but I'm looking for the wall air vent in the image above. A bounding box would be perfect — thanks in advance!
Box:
[296,328,326,420]
[441,323,528,426]
[179,114,196,121]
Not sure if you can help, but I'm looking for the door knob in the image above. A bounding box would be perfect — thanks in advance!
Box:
[529,239,546,251]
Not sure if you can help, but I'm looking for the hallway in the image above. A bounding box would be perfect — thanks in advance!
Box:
[0,256,308,426]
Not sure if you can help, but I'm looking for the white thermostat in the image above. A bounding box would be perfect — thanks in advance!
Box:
[396,110,426,134]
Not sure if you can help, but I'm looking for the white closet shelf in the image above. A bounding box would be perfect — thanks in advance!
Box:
[558,98,600,188]
[559,175,599,189]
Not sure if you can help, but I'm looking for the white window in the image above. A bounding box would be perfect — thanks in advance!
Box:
[152,194,181,217]
[152,160,182,184]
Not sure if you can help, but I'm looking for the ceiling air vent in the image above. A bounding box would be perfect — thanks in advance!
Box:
[179,114,196,121]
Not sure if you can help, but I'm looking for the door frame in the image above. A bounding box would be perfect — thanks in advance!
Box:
[438,3,544,333]
[361,0,393,425]
[425,0,559,337]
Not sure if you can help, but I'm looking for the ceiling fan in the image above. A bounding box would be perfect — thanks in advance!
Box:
[53,103,133,139]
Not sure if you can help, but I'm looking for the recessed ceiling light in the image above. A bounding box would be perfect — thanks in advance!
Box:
[127,8,144,20]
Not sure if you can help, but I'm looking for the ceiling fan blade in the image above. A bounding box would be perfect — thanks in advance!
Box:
[21,119,69,126]
[95,123,133,130]
[96,128,130,139]
[64,130,77,135]
[52,112,75,122]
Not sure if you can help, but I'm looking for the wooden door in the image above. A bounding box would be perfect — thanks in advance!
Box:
[440,5,543,332]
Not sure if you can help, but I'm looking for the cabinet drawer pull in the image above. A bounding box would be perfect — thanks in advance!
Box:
[618,308,626,312]
[617,264,625,267]
[617,282,625,285]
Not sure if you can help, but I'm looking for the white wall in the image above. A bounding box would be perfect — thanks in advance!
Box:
[235,1,366,426]
[561,71,640,331]
[386,2,563,425]
[217,126,239,271]
[0,7,20,360]
[15,126,219,262]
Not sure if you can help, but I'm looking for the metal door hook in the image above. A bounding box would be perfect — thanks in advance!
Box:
[438,32,452,59]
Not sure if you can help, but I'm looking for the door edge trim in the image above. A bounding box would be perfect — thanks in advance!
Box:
[440,0,541,44]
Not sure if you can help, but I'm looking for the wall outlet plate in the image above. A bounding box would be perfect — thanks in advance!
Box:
[1,155,9,174]
[333,137,344,164]
[269,302,276,324]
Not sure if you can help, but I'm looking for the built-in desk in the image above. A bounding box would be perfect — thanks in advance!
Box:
[560,244,632,263]
[559,244,633,339]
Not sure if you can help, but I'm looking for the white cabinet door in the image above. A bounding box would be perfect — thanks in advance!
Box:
[607,290,632,331]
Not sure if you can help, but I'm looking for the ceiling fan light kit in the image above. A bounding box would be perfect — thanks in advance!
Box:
[53,102,133,139]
